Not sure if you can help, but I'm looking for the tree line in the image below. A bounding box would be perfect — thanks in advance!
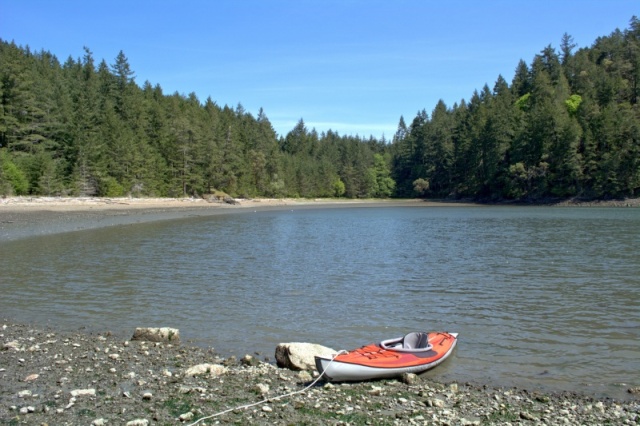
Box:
[1,17,639,200]
[0,43,393,199]
[392,17,640,200]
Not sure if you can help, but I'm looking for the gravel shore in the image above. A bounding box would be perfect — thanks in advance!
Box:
[1,322,638,425]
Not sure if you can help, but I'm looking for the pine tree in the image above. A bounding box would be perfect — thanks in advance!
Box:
[480,76,515,197]
[426,100,454,196]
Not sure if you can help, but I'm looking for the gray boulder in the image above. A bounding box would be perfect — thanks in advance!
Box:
[275,342,336,371]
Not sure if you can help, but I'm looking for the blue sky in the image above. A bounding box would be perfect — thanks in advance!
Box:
[1,1,637,139]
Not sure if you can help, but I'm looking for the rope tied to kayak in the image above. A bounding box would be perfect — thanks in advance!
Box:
[186,349,348,426]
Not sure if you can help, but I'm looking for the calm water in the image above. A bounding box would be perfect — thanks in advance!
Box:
[1,205,639,399]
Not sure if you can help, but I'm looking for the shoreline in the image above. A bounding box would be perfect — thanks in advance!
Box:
[2,194,637,212]
[0,195,456,210]
[1,321,638,425]
[0,196,473,242]
[2,195,637,242]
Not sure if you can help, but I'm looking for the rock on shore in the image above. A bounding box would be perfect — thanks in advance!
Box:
[1,322,638,425]
[275,342,336,371]
[131,327,180,343]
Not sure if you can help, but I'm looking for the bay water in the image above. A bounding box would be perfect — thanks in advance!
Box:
[1,205,638,399]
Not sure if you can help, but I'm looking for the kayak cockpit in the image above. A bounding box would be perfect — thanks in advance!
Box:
[379,332,433,353]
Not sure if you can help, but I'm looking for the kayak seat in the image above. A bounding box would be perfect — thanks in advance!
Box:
[403,332,431,350]
[379,332,433,352]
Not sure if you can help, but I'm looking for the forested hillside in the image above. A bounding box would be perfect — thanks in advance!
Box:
[1,17,639,200]
[0,45,392,199]
[392,17,640,200]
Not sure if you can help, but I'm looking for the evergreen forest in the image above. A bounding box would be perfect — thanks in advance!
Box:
[1,17,639,201]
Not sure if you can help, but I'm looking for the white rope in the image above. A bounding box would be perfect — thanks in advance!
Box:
[186,350,348,426]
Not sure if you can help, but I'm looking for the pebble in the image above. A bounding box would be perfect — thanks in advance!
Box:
[369,385,383,396]
[401,372,418,385]
[297,370,312,382]
[126,420,149,426]
[184,363,226,377]
[254,383,270,395]
[70,388,96,397]
[179,412,194,421]
[428,398,446,408]
[4,340,22,350]
[17,390,32,398]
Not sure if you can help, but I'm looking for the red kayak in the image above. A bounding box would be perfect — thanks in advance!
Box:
[315,331,458,382]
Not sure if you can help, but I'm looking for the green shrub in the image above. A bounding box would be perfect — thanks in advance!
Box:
[1,157,30,195]
[100,176,124,197]
[565,94,583,115]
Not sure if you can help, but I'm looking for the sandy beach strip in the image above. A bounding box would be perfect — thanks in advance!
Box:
[0,196,467,242]
[0,195,464,211]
